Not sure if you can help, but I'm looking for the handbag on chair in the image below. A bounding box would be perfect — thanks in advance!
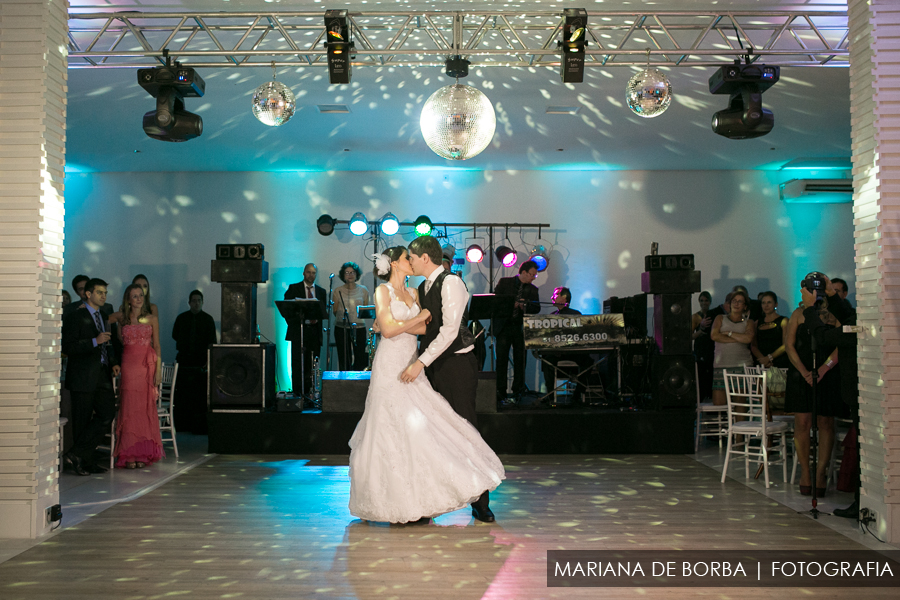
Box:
[765,366,787,411]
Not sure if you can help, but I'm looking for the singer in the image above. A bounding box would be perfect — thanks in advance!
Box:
[332,261,371,371]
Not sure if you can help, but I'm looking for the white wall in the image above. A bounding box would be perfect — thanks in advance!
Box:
[63,169,854,391]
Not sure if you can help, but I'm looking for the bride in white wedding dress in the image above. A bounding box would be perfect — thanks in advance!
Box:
[348,246,505,524]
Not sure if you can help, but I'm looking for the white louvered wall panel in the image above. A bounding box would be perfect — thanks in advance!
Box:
[850,0,900,544]
[0,0,67,539]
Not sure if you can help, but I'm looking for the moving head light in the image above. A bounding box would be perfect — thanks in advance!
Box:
[708,61,779,140]
[138,57,205,142]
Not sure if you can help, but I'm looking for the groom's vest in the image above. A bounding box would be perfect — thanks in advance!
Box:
[418,270,476,359]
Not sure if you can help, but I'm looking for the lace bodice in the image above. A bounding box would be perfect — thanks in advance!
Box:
[122,323,153,346]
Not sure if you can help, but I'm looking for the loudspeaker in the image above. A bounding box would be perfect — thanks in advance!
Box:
[221,283,257,344]
[216,243,265,260]
[211,259,269,283]
[653,293,692,355]
[644,254,694,271]
[653,354,695,410]
[604,293,648,338]
[641,270,701,295]
[209,344,275,412]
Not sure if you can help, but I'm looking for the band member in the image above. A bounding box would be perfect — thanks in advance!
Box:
[285,263,327,394]
[333,261,370,371]
[540,287,591,403]
[493,261,541,403]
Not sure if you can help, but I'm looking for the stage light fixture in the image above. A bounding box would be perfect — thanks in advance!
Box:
[708,61,780,139]
[349,212,369,236]
[380,212,399,236]
[495,245,517,268]
[558,8,588,83]
[466,243,485,263]
[316,214,336,236]
[324,10,354,84]
[138,54,205,142]
[413,215,433,237]
[251,64,296,127]
[530,241,552,272]
[420,56,496,161]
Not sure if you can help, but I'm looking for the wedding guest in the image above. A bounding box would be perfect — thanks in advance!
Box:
[114,284,164,469]
[62,278,120,475]
[751,291,790,369]
[692,291,714,401]
[332,261,370,371]
[131,274,160,317]
[710,291,755,406]
[172,290,218,434]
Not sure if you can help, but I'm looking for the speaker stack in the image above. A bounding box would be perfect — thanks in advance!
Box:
[641,254,700,410]
[209,244,275,412]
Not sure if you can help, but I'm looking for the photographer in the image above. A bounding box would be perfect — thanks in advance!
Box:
[801,275,860,518]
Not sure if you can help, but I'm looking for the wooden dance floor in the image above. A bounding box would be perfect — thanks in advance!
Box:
[0,455,893,599]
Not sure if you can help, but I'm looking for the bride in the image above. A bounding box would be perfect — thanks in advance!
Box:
[348,246,505,524]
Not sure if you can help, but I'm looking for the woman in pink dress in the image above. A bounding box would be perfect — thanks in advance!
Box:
[113,284,164,469]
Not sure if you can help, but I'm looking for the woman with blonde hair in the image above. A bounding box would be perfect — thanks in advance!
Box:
[114,284,164,469]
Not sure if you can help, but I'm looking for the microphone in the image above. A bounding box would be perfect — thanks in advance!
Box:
[329,273,335,279]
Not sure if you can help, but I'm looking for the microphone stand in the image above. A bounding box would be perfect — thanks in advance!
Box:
[326,274,335,371]
[340,289,351,372]
[808,317,821,519]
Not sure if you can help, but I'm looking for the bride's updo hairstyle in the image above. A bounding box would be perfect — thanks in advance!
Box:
[374,246,407,281]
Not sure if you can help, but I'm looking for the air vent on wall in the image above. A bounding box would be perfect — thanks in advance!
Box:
[317,104,350,113]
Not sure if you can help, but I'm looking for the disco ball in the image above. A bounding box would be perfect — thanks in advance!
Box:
[251,80,296,127]
[420,84,496,160]
[626,68,672,118]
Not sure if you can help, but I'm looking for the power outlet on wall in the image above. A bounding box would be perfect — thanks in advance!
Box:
[46,504,62,524]
[860,507,877,525]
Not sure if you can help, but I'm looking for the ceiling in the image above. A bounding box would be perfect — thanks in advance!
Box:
[65,1,851,172]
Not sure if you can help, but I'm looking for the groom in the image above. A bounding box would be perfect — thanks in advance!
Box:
[401,236,495,523]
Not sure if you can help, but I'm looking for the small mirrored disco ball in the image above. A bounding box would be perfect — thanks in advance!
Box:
[626,68,672,118]
[251,81,296,127]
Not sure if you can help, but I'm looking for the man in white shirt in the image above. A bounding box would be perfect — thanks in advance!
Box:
[401,236,495,523]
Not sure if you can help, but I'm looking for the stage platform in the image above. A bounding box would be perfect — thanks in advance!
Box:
[208,407,695,455]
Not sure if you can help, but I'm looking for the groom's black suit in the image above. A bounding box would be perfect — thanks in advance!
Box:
[417,269,492,517]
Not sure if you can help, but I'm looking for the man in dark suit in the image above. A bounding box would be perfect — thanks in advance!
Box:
[62,278,120,475]
[63,274,90,317]
[172,289,218,434]
[285,263,327,397]
[493,260,541,403]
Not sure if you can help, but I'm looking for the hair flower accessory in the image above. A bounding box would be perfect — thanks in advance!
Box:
[373,253,391,276]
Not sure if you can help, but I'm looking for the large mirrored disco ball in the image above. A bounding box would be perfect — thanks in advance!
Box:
[626,68,672,118]
[251,81,296,127]
[420,84,496,160]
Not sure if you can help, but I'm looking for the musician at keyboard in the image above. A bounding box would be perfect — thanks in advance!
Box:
[540,287,592,403]
[493,261,541,403]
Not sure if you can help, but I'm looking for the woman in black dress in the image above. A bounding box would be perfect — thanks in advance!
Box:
[785,298,844,495]
[751,291,790,369]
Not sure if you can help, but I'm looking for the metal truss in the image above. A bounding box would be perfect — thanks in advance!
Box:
[66,9,849,69]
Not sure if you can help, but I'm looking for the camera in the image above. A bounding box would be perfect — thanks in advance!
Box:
[801,271,828,294]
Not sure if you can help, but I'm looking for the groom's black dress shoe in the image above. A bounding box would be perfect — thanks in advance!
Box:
[472,505,495,523]
[63,452,90,476]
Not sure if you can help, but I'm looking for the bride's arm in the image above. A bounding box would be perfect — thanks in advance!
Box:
[406,288,427,335]
[375,286,429,339]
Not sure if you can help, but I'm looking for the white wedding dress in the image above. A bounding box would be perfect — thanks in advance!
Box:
[348,283,505,523]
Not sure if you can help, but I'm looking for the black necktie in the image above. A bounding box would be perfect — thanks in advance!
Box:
[93,310,108,365]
